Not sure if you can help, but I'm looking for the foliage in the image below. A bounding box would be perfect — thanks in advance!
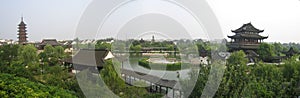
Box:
[257,43,276,61]
[138,58,151,69]
[130,45,142,55]
[17,44,39,66]
[100,59,163,98]
[184,53,300,98]
[273,42,287,56]
[95,41,112,50]
[181,65,210,98]
[0,45,19,65]
[0,44,83,97]
[39,45,67,66]
[227,50,248,66]
[0,65,35,81]
[0,73,76,98]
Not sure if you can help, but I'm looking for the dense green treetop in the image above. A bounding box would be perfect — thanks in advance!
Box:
[0,73,76,98]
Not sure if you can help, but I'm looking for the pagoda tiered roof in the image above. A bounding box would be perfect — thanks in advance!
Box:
[227,23,269,51]
[231,23,264,33]
[228,33,268,39]
[17,17,28,44]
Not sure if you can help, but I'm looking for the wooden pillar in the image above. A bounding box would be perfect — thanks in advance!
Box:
[173,89,175,98]
[159,86,162,93]
[131,76,133,84]
[179,91,182,98]
[166,87,168,94]
[151,84,154,92]
[149,83,152,92]
[121,61,123,68]
[124,74,126,82]
[128,76,131,84]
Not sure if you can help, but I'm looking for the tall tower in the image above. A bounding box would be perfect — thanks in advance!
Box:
[17,17,28,44]
[152,35,155,42]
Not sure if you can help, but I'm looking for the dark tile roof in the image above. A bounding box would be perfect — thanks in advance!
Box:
[245,50,259,57]
[64,49,109,67]
[231,23,264,33]
[284,47,299,56]
[228,33,268,39]
[40,39,61,46]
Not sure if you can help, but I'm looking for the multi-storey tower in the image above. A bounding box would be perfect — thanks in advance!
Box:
[17,17,28,44]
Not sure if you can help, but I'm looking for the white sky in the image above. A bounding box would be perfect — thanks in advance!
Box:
[0,0,300,43]
[207,0,300,43]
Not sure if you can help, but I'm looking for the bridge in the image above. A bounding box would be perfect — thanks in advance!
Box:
[121,69,183,98]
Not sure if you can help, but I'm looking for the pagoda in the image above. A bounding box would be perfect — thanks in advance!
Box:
[227,23,268,52]
[17,17,28,44]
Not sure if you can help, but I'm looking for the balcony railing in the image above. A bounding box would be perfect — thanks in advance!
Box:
[227,42,260,49]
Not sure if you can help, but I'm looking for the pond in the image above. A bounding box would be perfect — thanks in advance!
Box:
[119,56,194,80]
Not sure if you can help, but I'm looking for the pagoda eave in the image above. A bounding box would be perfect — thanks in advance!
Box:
[231,30,264,33]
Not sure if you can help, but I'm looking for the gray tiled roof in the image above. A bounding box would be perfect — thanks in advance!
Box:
[64,49,109,67]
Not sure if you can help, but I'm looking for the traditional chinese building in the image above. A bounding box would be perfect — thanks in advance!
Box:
[227,23,269,62]
[284,47,299,58]
[227,23,268,52]
[63,49,114,73]
[38,39,62,50]
[17,17,28,44]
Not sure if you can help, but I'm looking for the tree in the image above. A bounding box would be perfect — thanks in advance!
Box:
[95,41,111,50]
[17,44,39,66]
[112,41,126,52]
[214,51,250,97]
[39,45,66,66]
[181,65,210,98]
[257,43,276,60]
[0,73,76,97]
[130,45,142,55]
[40,45,54,66]
[0,44,19,65]
[227,50,248,66]
[273,42,285,56]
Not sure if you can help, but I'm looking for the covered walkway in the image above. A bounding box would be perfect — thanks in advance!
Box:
[121,69,183,97]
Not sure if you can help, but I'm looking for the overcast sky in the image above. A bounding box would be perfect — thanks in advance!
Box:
[0,0,300,43]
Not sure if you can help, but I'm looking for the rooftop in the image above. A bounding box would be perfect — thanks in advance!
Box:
[40,39,61,46]
[231,23,264,33]
[228,33,268,39]
[64,49,110,67]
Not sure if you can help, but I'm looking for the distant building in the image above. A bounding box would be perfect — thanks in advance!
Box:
[39,39,61,50]
[227,23,268,52]
[152,35,155,42]
[17,17,28,44]
[284,47,299,58]
[227,23,269,62]
[0,39,14,45]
